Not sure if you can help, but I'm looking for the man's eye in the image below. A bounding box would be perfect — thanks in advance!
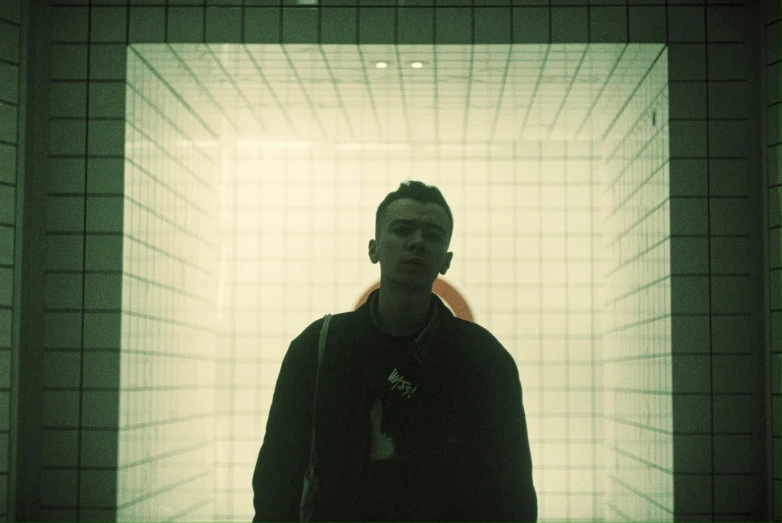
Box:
[396,227,440,241]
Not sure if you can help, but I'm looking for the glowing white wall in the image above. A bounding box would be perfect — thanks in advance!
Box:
[118,49,220,522]
[120,43,675,522]
[601,49,673,520]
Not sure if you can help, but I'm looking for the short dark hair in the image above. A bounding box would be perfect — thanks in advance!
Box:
[375,179,454,243]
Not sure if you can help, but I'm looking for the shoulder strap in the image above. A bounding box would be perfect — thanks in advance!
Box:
[301,314,332,522]
[317,314,331,370]
[308,314,331,460]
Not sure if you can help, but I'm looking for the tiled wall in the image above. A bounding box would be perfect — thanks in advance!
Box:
[601,49,671,520]
[3,0,771,521]
[117,48,221,521]
[765,0,781,519]
[212,141,605,521]
[0,0,21,518]
[664,2,769,519]
[42,16,126,519]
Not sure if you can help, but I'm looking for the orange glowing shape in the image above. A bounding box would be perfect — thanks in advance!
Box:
[354,278,473,322]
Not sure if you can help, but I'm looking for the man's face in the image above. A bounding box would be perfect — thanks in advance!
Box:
[371,198,453,287]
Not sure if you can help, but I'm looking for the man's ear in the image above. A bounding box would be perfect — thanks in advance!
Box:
[441,252,453,274]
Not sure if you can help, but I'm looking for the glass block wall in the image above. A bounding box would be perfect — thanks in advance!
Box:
[601,49,672,520]
[3,1,777,522]
[131,41,659,521]
[0,0,21,519]
[129,41,665,521]
[118,48,221,521]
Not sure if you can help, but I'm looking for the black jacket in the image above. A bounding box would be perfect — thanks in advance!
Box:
[252,288,537,521]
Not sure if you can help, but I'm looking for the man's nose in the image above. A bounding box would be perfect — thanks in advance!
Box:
[408,229,426,245]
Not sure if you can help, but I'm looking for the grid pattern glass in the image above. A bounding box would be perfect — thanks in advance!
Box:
[601,49,673,521]
[124,43,669,522]
[118,47,221,522]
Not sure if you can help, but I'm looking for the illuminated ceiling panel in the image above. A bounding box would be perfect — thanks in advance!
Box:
[133,43,664,145]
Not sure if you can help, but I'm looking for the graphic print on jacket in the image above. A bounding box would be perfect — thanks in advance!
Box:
[369,364,421,462]
[389,368,419,398]
[369,397,399,461]
[369,362,426,461]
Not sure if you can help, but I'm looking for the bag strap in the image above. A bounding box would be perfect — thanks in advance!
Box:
[308,314,331,465]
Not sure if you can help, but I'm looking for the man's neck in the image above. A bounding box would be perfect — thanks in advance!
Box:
[376,286,432,337]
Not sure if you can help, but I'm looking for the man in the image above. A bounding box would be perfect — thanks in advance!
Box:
[252,180,537,521]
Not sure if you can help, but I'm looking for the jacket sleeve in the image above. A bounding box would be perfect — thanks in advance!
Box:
[487,352,538,522]
[252,325,319,522]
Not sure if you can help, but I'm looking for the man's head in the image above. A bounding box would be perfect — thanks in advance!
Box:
[368,180,454,289]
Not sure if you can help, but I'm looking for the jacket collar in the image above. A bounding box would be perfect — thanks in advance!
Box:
[364,286,451,363]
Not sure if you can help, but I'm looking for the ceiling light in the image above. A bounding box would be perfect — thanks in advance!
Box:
[337,142,411,151]
[237,140,312,149]
[375,61,388,69]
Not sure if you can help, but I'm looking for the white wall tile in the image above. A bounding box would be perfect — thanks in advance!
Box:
[41,468,79,506]
[89,44,127,80]
[52,7,89,43]
[206,7,243,44]
[129,7,166,43]
[91,7,128,43]
[668,6,706,42]
[49,120,86,156]
[551,6,588,42]
[711,275,750,314]
[50,44,89,80]
[706,5,746,42]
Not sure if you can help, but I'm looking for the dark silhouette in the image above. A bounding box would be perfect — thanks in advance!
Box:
[252,180,537,521]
